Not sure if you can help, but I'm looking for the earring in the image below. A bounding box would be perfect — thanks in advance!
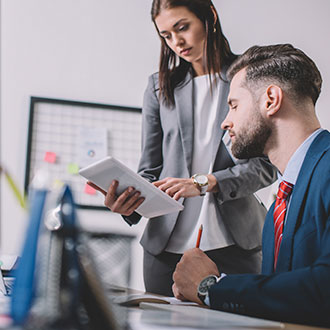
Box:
[213,26,216,33]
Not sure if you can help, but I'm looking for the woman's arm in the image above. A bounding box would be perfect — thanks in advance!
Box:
[121,74,164,225]
[137,74,164,182]
[212,156,277,203]
[152,157,276,201]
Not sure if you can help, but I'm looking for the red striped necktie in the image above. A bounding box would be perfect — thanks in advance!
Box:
[273,180,294,270]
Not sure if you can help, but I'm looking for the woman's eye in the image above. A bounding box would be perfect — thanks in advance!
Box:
[178,24,188,32]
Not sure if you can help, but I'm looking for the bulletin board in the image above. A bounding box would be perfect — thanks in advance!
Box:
[24,97,142,210]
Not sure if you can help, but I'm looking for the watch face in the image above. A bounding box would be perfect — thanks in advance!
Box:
[198,275,217,294]
[195,174,208,186]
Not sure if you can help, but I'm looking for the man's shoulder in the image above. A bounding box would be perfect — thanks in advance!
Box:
[294,130,330,197]
[307,130,330,160]
[305,131,330,197]
[314,129,330,145]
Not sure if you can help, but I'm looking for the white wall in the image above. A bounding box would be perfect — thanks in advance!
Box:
[1,0,330,291]
[216,0,330,128]
[0,0,159,291]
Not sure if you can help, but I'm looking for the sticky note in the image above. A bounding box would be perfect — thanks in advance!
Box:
[53,179,64,189]
[67,163,79,175]
[84,183,96,195]
[44,151,57,163]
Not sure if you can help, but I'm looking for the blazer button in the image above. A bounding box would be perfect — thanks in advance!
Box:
[229,191,236,198]
[222,302,229,311]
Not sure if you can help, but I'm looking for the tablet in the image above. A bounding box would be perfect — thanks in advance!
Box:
[78,156,184,218]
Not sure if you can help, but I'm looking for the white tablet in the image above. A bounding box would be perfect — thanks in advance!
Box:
[78,156,184,218]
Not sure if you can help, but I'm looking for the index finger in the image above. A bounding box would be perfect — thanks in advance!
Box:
[87,181,107,196]
[153,178,167,187]
[105,180,120,204]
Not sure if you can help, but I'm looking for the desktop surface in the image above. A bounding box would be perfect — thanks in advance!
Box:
[107,286,329,330]
[1,285,329,330]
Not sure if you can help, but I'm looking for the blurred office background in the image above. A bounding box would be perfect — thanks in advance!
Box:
[1,0,329,291]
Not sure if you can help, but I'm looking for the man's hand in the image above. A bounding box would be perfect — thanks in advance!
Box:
[87,180,145,216]
[172,248,220,304]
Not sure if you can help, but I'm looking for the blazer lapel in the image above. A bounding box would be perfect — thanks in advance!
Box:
[174,69,232,173]
[262,204,276,274]
[174,73,194,174]
[276,130,330,272]
[211,77,231,165]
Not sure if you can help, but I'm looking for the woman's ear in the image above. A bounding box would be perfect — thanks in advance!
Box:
[264,85,283,117]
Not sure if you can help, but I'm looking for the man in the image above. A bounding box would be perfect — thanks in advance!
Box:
[172,44,330,327]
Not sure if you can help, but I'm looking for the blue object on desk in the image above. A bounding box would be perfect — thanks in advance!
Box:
[10,185,122,329]
[0,267,7,296]
[10,188,47,325]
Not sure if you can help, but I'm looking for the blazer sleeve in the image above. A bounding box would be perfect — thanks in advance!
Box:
[208,171,330,327]
[212,156,277,203]
[122,74,162,226]
[209,240,330,327]
[137,74,164,181]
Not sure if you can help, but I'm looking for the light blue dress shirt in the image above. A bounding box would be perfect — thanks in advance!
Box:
[278,128,323,222]
[278,128,323,186]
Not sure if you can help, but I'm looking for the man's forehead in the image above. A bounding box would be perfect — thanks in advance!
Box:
[231,68,247,89]
[228,68,248,102]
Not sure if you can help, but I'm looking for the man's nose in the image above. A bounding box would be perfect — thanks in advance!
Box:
[221,114,232,130]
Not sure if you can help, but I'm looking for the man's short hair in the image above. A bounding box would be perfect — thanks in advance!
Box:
[227,44,322,105]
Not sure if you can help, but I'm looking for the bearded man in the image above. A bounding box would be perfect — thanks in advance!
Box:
[172,44,330,327]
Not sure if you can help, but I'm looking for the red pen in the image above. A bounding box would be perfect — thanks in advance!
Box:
[195,224,203,248]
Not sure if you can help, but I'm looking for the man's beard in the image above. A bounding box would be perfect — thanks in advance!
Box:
[231,111,272,159]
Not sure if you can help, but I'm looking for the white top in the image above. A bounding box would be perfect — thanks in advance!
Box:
[166,75,234,253]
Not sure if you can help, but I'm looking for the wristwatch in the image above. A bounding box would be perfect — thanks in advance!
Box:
[197,274,220,305]
[192,174,208,196]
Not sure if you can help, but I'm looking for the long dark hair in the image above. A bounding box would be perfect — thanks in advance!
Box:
[151,0,236,107]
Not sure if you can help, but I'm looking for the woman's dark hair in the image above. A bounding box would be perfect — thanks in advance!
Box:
[151,0,236,107]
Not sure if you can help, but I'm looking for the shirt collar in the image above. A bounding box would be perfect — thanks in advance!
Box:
[278,128,323,185]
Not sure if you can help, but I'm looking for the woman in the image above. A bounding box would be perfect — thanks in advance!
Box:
[90,0,276,296]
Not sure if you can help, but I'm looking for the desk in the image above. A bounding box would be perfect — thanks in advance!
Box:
[110,287,329,330]
[1,285,328,329]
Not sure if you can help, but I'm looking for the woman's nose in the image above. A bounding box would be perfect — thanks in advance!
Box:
[173,34,184,47]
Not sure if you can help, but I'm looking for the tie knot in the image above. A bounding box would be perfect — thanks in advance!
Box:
[277,180,294,200]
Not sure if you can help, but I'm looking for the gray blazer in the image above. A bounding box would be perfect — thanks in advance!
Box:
[126,70,277,256]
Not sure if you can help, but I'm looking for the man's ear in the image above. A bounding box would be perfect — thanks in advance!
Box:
[264,85,283,117]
